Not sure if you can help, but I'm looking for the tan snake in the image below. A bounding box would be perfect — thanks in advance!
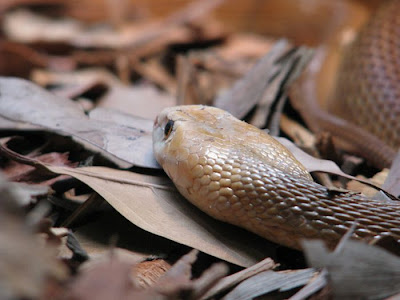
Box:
[291,0,400,169]
[153,105,400,250]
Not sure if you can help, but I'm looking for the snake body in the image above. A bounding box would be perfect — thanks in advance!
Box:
[153,106,400,250]
[330,0,400,157]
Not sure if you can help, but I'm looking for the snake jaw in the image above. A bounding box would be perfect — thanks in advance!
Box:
[153,109,194,191]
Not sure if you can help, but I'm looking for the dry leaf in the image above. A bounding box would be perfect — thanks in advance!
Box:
[73,210,164,260]
[215,33,274,61]
[98,84,176,120]
[222,268,315,300]
[44,164,270,267]
[134,258,172,288]
[302,239,400,299]
[80,248,144,273]
[153,250,227,300]
[382,151,400,197]
[32,68,120,88]
[0,173,67,299]
[0,40,73,78]
[61,251,141,300]
[4,9,82,44]
[214,40,289,119]
[276,137,393,196]
[62,249,227,300]
[214,39,313,129]
[202,257,276,299]
[88,107,154,132]
[0,77,158,169]
[31,68,116,99]
[3,0,225,50]
[289,270,327,300]
[3,150,75,183]
[7,182,49,206]
[249,46,314,131]
[131,58,177,95]
[347,169,389,197]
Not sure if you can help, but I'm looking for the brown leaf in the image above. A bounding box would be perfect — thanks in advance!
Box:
[3,151,74,182]
[201,257,276,299]
[275,137,395,197]
[174,34,274,106]
[214,40,289,119]
[0,77,158,168]
[31,68,113,100]
[0,138,76,187]
[347,169,389,197]
[215,33,274,61]
[0,173,67,299]
[0,40,73,78]
[289,270,327,300]
[6,182,49,206]
[153,249,228,299]
[2,0,227,70]
[3,8,181,50]
[88,107,154,131]
[98,84,176,120]
[32,68,119,89]
[63,249,227,300]
[382,151,400,197]
[62,251,139,300]
[45,164,270,267]
[214,39,313,129]
[222,268,315,300]
[3,9,82,45]
[80,248,144,272]
[72,208,176,265]
[131,58,177,95]
[249,46,314,132]
[0,0,66,15]
[302,239,400,299]
[134,258,172,288]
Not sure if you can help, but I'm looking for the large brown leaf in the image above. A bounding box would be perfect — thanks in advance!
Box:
[0,77,158,169]
[45,165,270,267]
[98,84,176,120]
[303,239,400,299]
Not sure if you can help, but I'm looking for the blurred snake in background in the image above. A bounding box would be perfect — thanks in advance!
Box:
[292,0,399,169]
[152,0,400,250]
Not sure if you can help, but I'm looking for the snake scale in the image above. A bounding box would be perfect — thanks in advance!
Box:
[153,106,400,250]
[329,0,400,165]
[153,2,400,250]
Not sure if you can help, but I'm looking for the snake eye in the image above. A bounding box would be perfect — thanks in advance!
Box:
[164,120,174,138]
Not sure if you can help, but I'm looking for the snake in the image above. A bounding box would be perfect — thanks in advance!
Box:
[291,0,400,169]
[152,1,400,250]
[330,0,400,153]
[153,105,400,250]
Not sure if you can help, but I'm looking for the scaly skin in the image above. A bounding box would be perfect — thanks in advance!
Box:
[292,0,400,169]
[153,105,400,250]
[331,0,400,154]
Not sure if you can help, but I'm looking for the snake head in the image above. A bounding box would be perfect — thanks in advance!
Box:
[153,105,311,182]
[153,106,196,193]
[153,105,311,211]
[153,105,227,194]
